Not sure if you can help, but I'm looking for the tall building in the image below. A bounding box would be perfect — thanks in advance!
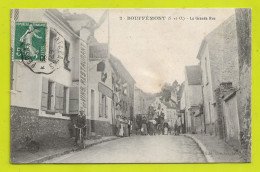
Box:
[181,65,203,134]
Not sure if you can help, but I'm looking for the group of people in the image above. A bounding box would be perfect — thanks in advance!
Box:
[115,115,132,137]
[137,115,182,136]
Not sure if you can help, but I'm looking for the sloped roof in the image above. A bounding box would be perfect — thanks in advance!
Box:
[109,55,136,84]
[46,9,76,33]
[185,65,202,85]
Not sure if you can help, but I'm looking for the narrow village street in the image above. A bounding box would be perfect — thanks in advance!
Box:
[44,135,206,163]
[10,9,251,164]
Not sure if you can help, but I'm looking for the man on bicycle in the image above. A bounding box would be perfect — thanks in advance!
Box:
[74,110,87,146]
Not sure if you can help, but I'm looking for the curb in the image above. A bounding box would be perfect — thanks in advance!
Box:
[21,137,121,164]
[183,134,214,163]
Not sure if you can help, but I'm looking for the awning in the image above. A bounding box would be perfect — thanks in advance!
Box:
[98,82,113,99]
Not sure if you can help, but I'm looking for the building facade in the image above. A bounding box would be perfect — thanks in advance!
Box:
[181,65,203,134]
[235,8,251,161]
[10,9,92,150]
[196,13,251,158]
[196,15,240,139]
[10,9,135,150]
[88,57,114,136]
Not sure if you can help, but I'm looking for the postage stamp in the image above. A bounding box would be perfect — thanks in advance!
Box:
[12,21,66,74]
[14,22,47,62]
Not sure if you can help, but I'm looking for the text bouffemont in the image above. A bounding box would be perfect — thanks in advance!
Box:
[127,16,167,20]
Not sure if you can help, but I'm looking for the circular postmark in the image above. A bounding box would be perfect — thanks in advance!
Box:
[14,22,65,74]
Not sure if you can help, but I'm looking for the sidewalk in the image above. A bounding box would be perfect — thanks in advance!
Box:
[184,134,246,163]
[11,136,120,164]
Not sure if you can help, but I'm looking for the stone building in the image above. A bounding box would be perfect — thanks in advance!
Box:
[152,97,177,122]
[87,52,136,136]
[10,9,92,150]
[88,51,114,136]
[235,8,251,161]
[181,65,203,134]
[196,12,251,161]
[134,87,155,116]
[196,15,240,138]
[109,55,136,122]
[134,87,148,116]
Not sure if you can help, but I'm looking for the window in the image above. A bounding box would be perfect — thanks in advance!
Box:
[99,92,107,118]
[63,87,68,113]
[47,81,54,111]
[205,56,209,84]
[64,40,70,70]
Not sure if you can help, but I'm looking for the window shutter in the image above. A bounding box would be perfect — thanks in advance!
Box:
[55,83,64,113]
[69,87,79,114]
[105,96,108,118]
[55,83,59,111]
[41,77,48,111]
[59,85,64,113]
[99,92,102,117]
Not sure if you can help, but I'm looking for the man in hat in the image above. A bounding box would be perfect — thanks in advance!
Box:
[74,109,87,146]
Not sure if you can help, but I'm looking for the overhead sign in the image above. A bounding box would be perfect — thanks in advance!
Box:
[89,44,108,60]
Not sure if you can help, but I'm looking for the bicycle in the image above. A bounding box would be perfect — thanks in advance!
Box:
[74,124,87,148]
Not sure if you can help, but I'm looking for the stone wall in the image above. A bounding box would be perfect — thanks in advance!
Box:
[11,106,71,151]
[92,120,114,136]
[235,8,252,162]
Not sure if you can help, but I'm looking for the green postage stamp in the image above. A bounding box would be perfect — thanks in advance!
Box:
[14,22,47,61]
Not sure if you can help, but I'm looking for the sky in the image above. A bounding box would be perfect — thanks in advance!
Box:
[68,8,235,94]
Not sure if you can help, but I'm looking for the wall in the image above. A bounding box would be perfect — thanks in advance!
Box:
[188,85,203,106]
[200,44,215,134]
[11,106,70,151]
[223,94,240,148]
[11,9,77,120]
[235,8,251,161]
[199,15,240,136]
[88,60,114,136]
[10,9,79,150]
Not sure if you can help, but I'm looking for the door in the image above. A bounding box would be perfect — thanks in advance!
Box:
[91,90,95,132]
[223,95,240,147]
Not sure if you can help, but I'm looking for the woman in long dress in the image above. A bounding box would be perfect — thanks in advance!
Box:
[141,118,148,135]
[119,123,124,137]
[20,24,42,59]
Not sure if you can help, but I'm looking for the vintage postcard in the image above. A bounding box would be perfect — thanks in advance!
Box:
[10,8,251,164]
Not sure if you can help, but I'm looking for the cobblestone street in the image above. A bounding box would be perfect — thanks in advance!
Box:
[44,135,207,163]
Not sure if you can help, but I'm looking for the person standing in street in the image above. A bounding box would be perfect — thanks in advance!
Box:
[115,115,120,136]
[74,110,87,146]
[177,116,182,135]
[128,119,131,136]
[141,117,148,135]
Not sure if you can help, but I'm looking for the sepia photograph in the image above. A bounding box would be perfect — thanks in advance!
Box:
[10,8,251,164]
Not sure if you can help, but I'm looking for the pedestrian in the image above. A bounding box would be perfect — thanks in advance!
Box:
[177,116,182,135]
[141,117,148,135]
[174,119,178,136]
[163,122,169,135]
[119,123,124,137]
[115,115,120,136]
[74,110,86,146]
[128,120,131,136]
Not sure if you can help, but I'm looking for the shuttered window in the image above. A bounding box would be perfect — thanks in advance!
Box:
[63,87,68,113]
[99,92,102,117]
[49,29,57,62]
[47,81,54,111]
[55,83,64,113]
[99,92,107,118]
[64,40,70,69]
[41,77,69,114]
[41,77,49,111]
